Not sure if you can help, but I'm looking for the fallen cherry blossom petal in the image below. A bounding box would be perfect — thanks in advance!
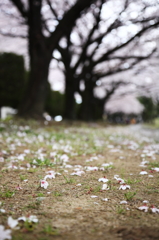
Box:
[102,198,109,201]
[151,167,159,172]
[7,216,18,229]
[15,185,22,190]
[0,225,12,240]
[120,200,128,204]
[139,170,148,175]
[40,180,49,189]
[119,184,130,190]
[91,195,98,198]
[0,209,5,213]
[98,177,109,183]
[138,204,149,212]
[101,184,109,190]
[150,205,159,213]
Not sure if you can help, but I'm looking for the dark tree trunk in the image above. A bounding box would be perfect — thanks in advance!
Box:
[18,55,51,119]
[18,0,51,119]
[63,73,76,120]
[79,79,96,121]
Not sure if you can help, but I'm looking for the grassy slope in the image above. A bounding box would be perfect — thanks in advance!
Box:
[0,119,159,240]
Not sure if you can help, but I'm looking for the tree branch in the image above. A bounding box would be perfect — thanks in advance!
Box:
[9,0,28,19]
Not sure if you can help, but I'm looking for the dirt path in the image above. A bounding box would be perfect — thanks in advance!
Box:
[0,121,159,240]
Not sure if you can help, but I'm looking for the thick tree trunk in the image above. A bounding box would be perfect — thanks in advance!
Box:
[79,80,95,121]
[18,55,50,119]
[18,0,51,119]
[63,74,76,120]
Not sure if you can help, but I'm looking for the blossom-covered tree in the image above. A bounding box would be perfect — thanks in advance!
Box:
[53,0,159,120]
[0,0,98,119]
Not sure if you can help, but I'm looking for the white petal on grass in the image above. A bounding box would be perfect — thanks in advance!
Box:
[138,205,149,212]
[139,171,148,175]
[76,183,82,186]
[119,184,130,190]
[18,215,38,223]
[70,171,85,176]
[0,225,12,240]
[150,206,159,213]
[85,166,98,171]
[0,209,5,213]
[40,180,49,189]
[7,216,18,229]
[148,175,154,178]
[143,200,149,203]
[98,177,109,183]
[151,167,159,172]
[120,200,128,204]
[102,198,109,201]
[28,215,38,223]
[91,195,98,198]
[101,184,109,190]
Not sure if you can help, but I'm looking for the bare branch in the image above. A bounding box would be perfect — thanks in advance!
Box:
[9,0,28,19]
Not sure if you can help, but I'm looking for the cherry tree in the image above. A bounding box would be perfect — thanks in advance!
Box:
[53,0,159,120]
[0,0,98,119]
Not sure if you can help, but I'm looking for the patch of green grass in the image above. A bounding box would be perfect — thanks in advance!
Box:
[43,224,60,235]
[125,178,141,184]
[23,220,36,232]
[93,185,101,193]
[116,205,126,214]
[53,191,63,197]
[37,193,45,197]
[62,175,76,184]
[0,190,15,198]
[25,200,41,210]
[19,175,27,181]
[30,158,54,167]
[148,161,159,168]
[124,191,136,201]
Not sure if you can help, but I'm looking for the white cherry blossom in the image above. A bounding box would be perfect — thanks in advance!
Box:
[0,225,12,240]
[138,204,149,212]
[119,184,130,190]
[40,180,49,189]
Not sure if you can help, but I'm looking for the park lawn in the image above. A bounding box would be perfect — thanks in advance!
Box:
[0,119,159,240]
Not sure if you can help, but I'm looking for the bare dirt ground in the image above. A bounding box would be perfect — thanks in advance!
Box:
[0,120,159,240]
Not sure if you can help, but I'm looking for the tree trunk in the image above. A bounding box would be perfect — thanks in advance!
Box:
[63,74,76,120]
[18,55,50,119]
[79,80,95,121]
[18,0,51,119]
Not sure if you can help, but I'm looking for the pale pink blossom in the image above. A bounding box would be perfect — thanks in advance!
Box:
[70,171,85,176]
[120,200,128,204]
[0,209,5,213]
[139,170,148,175]
[85,166,98,171]
[138,204,149,212]
[18,215,38,223]
[15,185,22,190]
[102,198,109,201]
[98,177,109,183]
[101,184,109,190]
[91,195,98,198]
[40,180,49,189]
[151,167,159,172]
[0,225,12,240]
[150,205,159,213]
[119,184,130,190]
[7,216,18,229]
